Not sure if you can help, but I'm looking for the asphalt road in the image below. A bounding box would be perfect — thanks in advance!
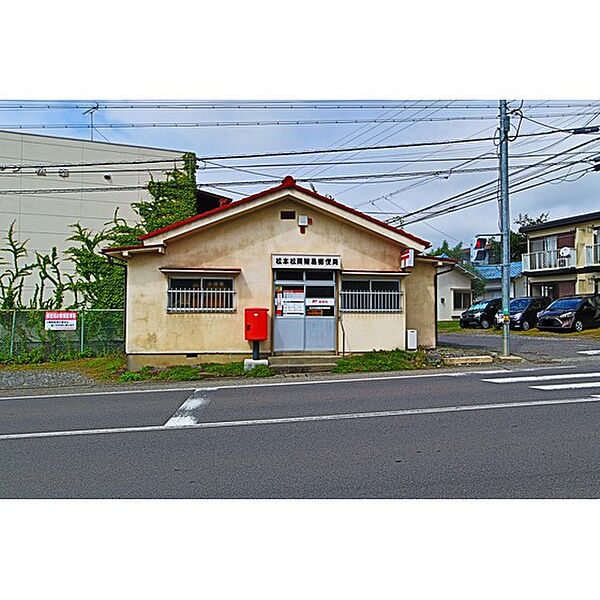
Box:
[2,361,600,498]
[439,330,600,361]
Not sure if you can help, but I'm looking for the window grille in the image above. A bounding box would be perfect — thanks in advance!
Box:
[167,277,236,313]
[340,279,402,313]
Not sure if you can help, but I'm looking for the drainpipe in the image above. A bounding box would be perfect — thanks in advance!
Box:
[435,264,454,347]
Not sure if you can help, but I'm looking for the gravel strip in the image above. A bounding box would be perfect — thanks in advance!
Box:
[0,369,96,390]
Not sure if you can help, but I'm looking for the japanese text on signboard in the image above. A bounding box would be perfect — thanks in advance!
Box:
[272,254,341,269]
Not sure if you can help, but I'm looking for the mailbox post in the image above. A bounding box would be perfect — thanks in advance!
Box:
[244,307,269,360]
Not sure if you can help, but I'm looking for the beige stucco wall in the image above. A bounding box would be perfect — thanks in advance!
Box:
[404,259,437,348]
[338,310,407,353]
[125,195,435,365]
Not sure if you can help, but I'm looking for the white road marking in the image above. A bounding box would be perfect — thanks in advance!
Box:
[483,372,600,384]
[530,381,600,391]
[0,387,196,402]
[164,390,213,427]
[0,395,598,442]
[578,350,600,355]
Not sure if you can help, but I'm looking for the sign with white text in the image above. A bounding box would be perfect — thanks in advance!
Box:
[272,254,341,269]
[44,311,77,331]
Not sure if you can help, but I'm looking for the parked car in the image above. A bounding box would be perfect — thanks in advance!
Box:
[493,296,551,331]
[459,298,502,329]
[537,295,600,332]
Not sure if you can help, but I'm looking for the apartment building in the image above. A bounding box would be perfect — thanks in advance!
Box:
[521,210,600,298]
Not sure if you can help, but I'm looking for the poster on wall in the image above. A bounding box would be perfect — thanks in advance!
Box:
[281,288,305,316]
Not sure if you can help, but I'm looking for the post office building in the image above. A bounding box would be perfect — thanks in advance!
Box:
[105,176,440,369]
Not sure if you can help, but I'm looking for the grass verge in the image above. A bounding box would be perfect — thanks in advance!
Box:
[437,320,461,332]
[334,349,429,374]
[0,353,277,382]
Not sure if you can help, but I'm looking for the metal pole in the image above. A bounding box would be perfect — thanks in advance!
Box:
[9,309,17,358]
[80,310,85,355]
[499,100,511,356]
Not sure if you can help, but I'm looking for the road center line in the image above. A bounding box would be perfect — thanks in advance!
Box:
[530,382,600,391]
[0,395,598,442]
[483,372,600,384]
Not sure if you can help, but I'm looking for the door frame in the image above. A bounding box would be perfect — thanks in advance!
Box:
[271,268,338,353]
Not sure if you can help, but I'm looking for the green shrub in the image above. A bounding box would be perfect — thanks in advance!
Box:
[244,364,276,378]
[334,349,428,374]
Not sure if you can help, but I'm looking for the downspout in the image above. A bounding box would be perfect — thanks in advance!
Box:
[435,265,454,347]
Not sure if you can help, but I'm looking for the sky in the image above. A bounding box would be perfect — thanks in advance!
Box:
[1,99,599,250]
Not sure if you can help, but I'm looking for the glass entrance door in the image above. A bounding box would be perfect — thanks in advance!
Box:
[273,269,336,352]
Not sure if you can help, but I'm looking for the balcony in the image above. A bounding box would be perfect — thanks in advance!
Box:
[585,244,600,266]
[522,248,577,272]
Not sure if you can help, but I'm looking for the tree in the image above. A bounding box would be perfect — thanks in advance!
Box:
[428,240,465,260]
[0,222,34,309]
[64,152,198,309]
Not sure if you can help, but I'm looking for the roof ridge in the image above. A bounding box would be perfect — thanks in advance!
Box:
[139,176,431,247]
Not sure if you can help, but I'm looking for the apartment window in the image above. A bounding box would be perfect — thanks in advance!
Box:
[340,279,402,312]
[453,289,472,311]
[167,277,235,312]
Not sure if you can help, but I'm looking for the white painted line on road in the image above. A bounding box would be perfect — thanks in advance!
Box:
[0,387,197,403]
[164,390,213,427]
[483,372,600,384]
[1,395,598,442]
[578,350,600,355]
[530,381,600,391]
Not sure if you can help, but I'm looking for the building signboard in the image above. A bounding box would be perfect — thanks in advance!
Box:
[272,254,341,269]
[400,248,415,269]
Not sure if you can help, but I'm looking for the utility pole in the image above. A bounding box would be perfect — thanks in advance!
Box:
[82,103,99,141]
[499,100,511,356]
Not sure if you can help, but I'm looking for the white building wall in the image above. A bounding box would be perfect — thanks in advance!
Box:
[437,267,473,320]
[0,131,184,300]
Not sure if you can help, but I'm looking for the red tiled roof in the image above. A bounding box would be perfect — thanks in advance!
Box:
[139,176,431,248]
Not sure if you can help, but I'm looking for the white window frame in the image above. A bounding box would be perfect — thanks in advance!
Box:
[452,288,472,311]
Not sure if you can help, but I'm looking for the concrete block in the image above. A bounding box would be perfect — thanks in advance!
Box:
[443,355,493,366]
[244,359,269,372]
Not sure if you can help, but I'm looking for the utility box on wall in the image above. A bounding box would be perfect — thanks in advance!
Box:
[406,329,418,350]
[244,308,269,341]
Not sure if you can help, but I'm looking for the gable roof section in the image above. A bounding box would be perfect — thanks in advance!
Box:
[475,261,523,281]
[139,176,430,250]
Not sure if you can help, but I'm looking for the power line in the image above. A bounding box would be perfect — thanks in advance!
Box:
[1,101,599,110]
[3,112,599,131]
[197,129,585,161]
[390,136,600,224]
[402,165,596,226]
[0,157,183,171]
[194,162,586,188]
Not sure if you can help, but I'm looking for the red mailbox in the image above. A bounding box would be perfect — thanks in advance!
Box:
[244,308,268,341]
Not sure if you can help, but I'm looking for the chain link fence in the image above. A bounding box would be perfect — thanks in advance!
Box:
[0,309,124,361]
